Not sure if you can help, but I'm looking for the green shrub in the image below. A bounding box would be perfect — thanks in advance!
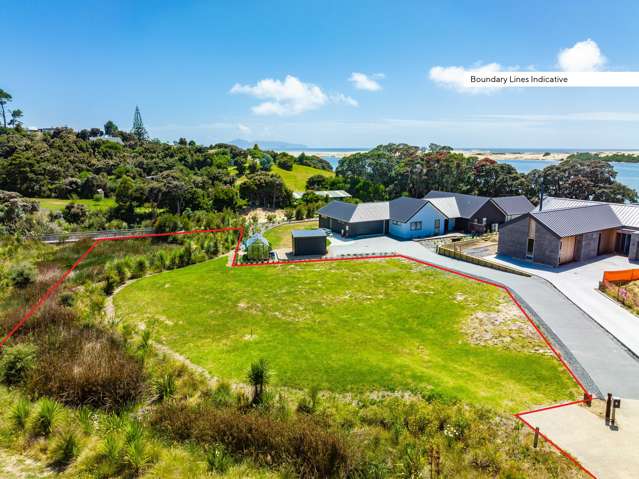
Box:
[130,257,149,279]
[9,262,37,288]
[103,270,119,295]
[210,381,234,407]
[58,291,76,307]
[31,398,61,437]
[10,398,31,430]
[206,444,233,473]
[154,374,176,402]
[49,429,80,468]
[0,343,37,386]
[113,260,130,283]
[297,386,320,415]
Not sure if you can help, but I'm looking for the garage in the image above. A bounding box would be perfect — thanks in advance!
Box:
[291,229,328,256]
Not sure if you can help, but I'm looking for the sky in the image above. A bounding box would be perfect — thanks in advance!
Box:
[4,0,639,148]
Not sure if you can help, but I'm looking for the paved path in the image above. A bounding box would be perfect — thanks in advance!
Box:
[329,236,639,399]
[522,400,639,479]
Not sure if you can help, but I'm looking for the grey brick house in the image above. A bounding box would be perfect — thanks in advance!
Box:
[498,197,639,267]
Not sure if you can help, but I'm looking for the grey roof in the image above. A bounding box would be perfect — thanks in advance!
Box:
[531,204,623,237]
[389,197,428,223]
[424,191,490,218]
[292,190,351,200]
[291,228,327,238]
[318,200,389,223]
[426,197,460,218]
[538,196,639,230]
[492,195,535,216]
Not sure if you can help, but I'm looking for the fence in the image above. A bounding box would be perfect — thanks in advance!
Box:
[39,228,154,244]
[599,269,639,311]
[437,242,530,277]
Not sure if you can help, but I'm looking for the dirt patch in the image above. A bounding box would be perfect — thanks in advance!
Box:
[463,301,552,355]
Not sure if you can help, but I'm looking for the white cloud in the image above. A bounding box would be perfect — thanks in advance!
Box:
[230,75,328,116]
[237,123,251,135]
[428,63,506,94]
[557,39,606,72]
[331,93,359,107]
[349,72,384,91]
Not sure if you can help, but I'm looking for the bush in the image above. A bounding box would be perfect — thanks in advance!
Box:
[58,291,76,307]
[210,381,234,407]
[49,429,80,468]
[295,206,306,220]
[10,398,31,430]
[130,257,149,279]
[26,325,145,410]
[30,397,61,437]
[154,374,176,402]
[150,402,355,477]
[206,444,233,473]
[0,343,37,386]
[9,262,37,288]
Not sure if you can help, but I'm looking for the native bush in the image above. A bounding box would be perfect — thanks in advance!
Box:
[10,397,31,430]
[206,443,233,473]
[30,397,61,437]
[49,429,80,469]
[130,257,148,279]
[26,325,145,410]
[9,262,37,288]
[150,402,356,477]
[0,342,37,386]
[154,374,176,402]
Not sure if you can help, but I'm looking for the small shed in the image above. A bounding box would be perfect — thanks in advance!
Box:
[291,229,327,256]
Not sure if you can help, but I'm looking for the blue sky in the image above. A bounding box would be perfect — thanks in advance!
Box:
[5,1,639,148]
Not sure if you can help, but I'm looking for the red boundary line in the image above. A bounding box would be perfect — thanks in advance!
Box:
[0,226,596,478]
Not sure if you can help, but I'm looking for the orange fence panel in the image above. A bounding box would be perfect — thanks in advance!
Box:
[602,269,639,283]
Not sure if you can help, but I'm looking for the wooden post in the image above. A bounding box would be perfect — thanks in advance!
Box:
[605,393,612,425]
[533,427,540,448]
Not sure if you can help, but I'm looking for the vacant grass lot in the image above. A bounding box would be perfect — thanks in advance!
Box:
[271,164,333,191]
[264,220,319,250]
[32,197,116,211]
[114,257,578,411]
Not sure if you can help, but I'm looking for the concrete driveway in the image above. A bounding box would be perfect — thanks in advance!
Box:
[325,235,639,399]
[490,254,639,357]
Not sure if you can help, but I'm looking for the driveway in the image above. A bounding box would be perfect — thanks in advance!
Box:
[490,254,639,357]
[327,235,639,399]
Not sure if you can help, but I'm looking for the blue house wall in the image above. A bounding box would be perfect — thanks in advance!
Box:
[389,203,448,239]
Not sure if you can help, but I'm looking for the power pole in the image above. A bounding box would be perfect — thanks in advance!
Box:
[131,106,149,141]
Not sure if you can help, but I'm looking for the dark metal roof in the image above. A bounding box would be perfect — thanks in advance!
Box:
[317,201,358,222]
[492,195,535,216]
[388,197,428,223]
[318,200,389,223]
[424,191,490,218]
[291,229,327,238]
[531,204,623,238]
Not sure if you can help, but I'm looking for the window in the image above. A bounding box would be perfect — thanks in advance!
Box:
[410,221,422,231]
[434,219,441,232]
[526,238,535,258]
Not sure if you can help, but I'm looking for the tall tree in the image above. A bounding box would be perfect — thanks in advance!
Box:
[0,89,12,128]
[104,120,118,136]
[131,106,148,141]
[9,109,23,127]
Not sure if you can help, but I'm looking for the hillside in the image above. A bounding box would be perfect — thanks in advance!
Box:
[271,164,334,191]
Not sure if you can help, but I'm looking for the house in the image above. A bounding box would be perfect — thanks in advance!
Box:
[318,192,534,240]
[291,229,327,256]
[497,196,639,267]
[424,191,534,233]
[318,197,449,239]
[292,190,351,200]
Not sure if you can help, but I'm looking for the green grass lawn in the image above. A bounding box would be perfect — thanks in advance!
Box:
[271,164,334,191]
[114,257,579,411]
[33,197,116,212]
[264,220,319,250]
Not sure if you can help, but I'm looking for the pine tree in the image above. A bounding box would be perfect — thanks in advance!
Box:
[131,106,148,141]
